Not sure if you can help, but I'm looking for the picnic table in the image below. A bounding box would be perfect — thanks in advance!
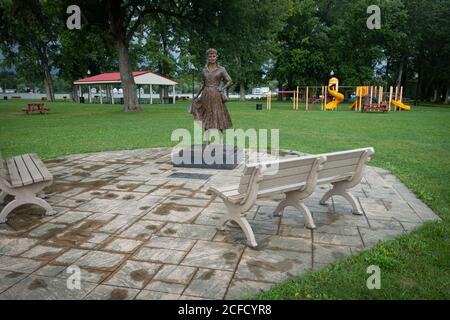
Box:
[22,103,50,115]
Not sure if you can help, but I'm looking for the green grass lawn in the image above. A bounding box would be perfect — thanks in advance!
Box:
[1,99,449,299]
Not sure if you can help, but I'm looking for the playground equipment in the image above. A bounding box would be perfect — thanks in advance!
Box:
[349,85,411,112]
[391,86,411,111]
[264,78,411,112]
[350,86,388,112]
[349,87,368,111]
[266,89,299,110]
[392,100,410,111]
[325,77,344,110]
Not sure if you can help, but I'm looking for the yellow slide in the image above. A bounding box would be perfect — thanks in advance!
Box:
[392,100,411,111]
[325,77,344,110]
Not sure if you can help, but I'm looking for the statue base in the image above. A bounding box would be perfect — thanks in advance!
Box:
[171,144,243,170]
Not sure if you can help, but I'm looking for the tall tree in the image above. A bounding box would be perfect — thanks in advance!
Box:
[0,0,61,101]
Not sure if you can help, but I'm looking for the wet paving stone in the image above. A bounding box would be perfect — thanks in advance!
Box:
[184,269,233,299]
[119,220,164,240]
[235,248,311,283]
[74,251,126,271]
[182,241,244,271]
[144,236,196,251]
[103,238,143,253]
[104,260,161,289]
[0,270,28,293]
[225,279,274,300]
[0,275,96,300]
[0,256,43,273]
[132,247,186,264]
[158,223,217,241]
[0,237,40,256]
[84,285,139,300]
[21,245,65,261]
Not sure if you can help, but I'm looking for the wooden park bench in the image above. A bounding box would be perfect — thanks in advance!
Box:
[22,103,50,115]
[207,154,327,247]
[0,153,55,223]
[207,147,375,247]
[316,147,375,215]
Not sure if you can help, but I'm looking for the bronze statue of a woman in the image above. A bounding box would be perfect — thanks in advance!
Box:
[190,48,233,142]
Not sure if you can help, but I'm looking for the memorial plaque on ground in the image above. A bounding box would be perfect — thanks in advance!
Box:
[171,144,243,170]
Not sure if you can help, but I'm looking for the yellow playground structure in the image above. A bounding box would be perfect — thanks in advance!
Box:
[265,77,412,112]
[325,77,344,110]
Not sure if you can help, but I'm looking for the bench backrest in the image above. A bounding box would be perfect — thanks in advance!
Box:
[317,147,375,183]
[238,155,326,195]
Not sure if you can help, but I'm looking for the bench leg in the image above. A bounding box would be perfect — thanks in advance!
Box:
[320,185,363,215]
[27,197,56,216]
[0,199,21,223]
[0,195,55,224]
[217,200,258,248]
[274,191,316,229]
[273,198,290,217]
[233,216,257,248]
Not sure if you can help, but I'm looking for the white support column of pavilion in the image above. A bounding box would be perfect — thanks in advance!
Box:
[111,85,114,104]
[99,85,103,104]
[138,85,141,103]
[88,85,92,103]
[150,84,153,104]
[173,85,176,104]
[79,85,82,102]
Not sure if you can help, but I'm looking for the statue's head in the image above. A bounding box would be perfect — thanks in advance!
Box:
[206,48,218,65]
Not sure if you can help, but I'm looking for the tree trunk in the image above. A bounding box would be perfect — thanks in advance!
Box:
[39,46,55,102]
[239,82,246,101]
[106,0,140,112]
[396,57,404,88]
[116,37,140,112]
[432,89,438,102]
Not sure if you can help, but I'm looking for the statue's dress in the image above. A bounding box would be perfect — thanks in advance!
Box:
[191,66,233,130]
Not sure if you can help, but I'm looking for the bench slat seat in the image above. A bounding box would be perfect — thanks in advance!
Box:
[5,154,52,188]
[5,158,22,187]
[0,153,55,223]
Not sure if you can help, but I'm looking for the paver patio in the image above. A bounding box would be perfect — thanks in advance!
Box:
[0,147,440,300]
